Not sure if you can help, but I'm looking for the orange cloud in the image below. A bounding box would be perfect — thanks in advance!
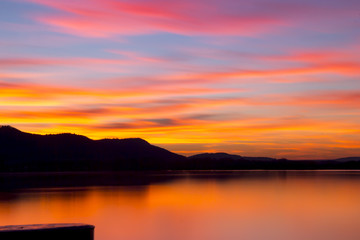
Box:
[4,108,360,160]
[0,72,51,80]
[193,62,360,81]
[246,90,360,110]
[0,79,238,103]
[0,57,135,68]
[284,90,360,108]
[173,46,360,83]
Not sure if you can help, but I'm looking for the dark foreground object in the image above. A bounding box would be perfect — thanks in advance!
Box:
[0,223,94,240]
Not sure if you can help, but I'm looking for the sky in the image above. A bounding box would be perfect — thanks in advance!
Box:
[0,0,360,159]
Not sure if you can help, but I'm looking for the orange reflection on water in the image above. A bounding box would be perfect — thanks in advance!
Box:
[1,171,360,240]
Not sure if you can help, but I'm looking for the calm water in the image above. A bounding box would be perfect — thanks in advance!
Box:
[1,171,360,240]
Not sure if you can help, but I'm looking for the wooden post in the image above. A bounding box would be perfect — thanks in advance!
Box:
[0,223,94,240]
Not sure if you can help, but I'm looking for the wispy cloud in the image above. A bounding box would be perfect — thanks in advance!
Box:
[2,0,360,159]
[26,0,286,37]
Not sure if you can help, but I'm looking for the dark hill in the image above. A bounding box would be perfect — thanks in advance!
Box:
[0,125,186,172]
[188,152,279,169]
[189,152,245,160]
[188,152,360,170]
[333,157,360,162]
[1,126,360,172]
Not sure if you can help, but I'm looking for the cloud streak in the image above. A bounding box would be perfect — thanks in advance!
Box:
[2,0,360,159]
[24,0,360,38]
[26,0,287,37]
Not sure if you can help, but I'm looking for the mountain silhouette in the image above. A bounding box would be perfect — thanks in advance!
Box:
[190,153,245,160]
[188,152,283,169]
[1,125,360,172]
[333,157,360,162]
[0,125,185,172]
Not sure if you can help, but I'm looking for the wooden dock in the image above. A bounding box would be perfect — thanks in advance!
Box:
[0,223,94,240]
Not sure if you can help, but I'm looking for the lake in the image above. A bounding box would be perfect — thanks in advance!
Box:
[1,170,360,240]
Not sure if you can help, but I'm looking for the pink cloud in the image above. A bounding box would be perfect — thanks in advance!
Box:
[240,90,360,111]
[167,62,360,84]
[26,0,286,37]
[106,49,181,63]
[0,71,50,80]
[25,0,360,38]
[285,90,360,108]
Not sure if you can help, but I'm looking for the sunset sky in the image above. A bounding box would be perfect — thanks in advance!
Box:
[1,0,359,159]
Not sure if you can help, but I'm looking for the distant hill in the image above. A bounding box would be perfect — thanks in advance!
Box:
[188,152,284,169]
[188,152,360,170]
[189,153,245,160]
[188,152,247,169]
[1,126,360,172]
[0,125,186,172]
[333,157,360,162]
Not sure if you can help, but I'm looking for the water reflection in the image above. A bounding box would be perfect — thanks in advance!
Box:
[1,171,360,240]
